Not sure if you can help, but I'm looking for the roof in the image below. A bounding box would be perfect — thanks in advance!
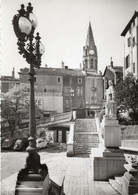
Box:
[86,22,95,49]
[121,11,138,36]
[103,65,123,76]
[86,71,103,78]
[1,76,19,82]
[19,67,86,77]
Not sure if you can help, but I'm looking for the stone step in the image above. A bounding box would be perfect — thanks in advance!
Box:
[74,119,99,154]
[16,187,43,195]
[109,179,122,195]
[75,119,97,133]
[15,181,43,195]
[115,176,123,187]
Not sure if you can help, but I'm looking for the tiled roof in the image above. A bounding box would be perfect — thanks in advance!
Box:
[20,67,86,77]
[103,65,123,76]
[112,66,123,73]
[1,76,19,81]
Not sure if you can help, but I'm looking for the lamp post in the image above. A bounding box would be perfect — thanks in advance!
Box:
[12,3,45,150]
[70,89,74,121]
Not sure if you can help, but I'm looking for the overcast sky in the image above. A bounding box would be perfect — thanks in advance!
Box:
[1,0,138,77]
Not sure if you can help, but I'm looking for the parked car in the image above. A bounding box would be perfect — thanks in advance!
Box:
[36,138,47,149]
[13,138,29,151]
[2,137,17,150]
[1,137,6,146]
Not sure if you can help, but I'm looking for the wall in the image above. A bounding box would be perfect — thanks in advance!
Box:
[63,75,85,112]
[121,125,138,148]
[124,16,138,79]
[85,75,103,110]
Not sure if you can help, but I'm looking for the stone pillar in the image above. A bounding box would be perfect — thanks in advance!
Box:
[67,123,74,157]
[93,116,125,180]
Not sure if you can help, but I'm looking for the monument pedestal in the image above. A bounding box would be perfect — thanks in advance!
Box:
[93,116,125,181]
[122,158,138,195]
[122,172,138,195]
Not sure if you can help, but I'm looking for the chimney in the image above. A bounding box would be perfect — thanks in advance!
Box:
[110,57,113,67]
[12,67,15,78]
[99,70,102,75]
[80,63,82,70]
[61,61,65,69]
[65,66,68,69]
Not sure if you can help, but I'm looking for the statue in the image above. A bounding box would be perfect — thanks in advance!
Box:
[105,80,117,118]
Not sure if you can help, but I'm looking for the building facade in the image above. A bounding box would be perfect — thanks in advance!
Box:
[1,68,19,93]
[63,68,86,118]
[121,11,138,79]
[19,66,86,116]
[103,58,123,99]
[83,22,103,116]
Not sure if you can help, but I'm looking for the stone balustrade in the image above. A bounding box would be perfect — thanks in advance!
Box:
[67,123,74,157]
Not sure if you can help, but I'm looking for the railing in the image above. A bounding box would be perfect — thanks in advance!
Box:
[95,117,104,148]
[36,112,72,126]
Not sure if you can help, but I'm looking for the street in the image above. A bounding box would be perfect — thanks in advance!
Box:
[1,144,119,195]
[1,143,67,180]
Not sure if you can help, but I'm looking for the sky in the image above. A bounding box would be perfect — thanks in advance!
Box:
[1,0,138,78]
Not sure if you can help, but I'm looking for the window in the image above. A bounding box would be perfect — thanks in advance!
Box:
[90,59,93,69]
[95,59,97,69]
[58,77,61,83]
[133,37,135,47]
[76,87,83,96]
[85,49,87,56]
[85,59,88,64]
[44,89,47,92]
[126,55,130,69]
[127,37,131,47]
[133,21,135,27]
[78,78,82,84]
[133,63,135,73]
[91,94,97,103]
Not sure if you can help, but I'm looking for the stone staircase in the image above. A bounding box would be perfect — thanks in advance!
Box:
[15,181,43,195]
[109,176,123,195]
[74,119,99,154]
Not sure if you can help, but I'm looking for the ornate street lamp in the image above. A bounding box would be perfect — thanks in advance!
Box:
[12,3,45,150]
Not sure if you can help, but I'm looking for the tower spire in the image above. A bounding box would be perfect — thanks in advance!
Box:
[83,22,98,73]
[86,22,95,49]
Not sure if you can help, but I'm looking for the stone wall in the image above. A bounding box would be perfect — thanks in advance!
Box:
[121,125,138,148]
[74,119,99,154]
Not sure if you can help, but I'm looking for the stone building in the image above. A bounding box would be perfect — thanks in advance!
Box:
[1,68,19,93]
[83,22,104,116]
[18,66,86,117]
[103,58,123,99]
[121,11,138,79]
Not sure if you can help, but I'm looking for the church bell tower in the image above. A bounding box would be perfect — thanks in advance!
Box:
[83,22,98,73]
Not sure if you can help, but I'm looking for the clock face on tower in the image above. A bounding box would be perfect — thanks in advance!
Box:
[89,50,94,55]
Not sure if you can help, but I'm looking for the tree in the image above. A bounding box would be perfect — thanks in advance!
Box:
[115,73,138,121]
[1,83,44,137]
[1,84,29,136]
